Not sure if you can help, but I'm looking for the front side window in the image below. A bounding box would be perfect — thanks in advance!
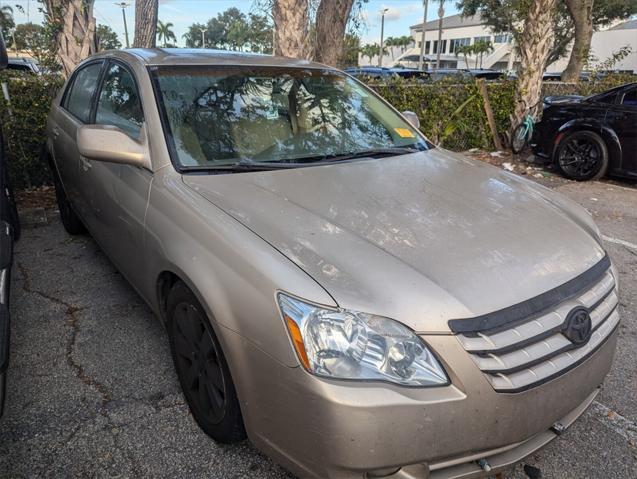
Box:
[152,66,429,169]
[64,62,103,123]
[96,63,144,138]
[621,88,637,107]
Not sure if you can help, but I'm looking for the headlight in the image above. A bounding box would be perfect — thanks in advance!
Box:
[277,293,449,387]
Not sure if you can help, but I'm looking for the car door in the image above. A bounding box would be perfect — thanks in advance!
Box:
[52,60,105,220]
[604,85,637,175]
[79,60,152,286]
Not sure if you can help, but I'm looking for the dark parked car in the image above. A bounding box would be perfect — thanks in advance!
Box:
[6,57,40,75]
[344,67,429,82]
[533,82,637,181]
[0,33,19,417]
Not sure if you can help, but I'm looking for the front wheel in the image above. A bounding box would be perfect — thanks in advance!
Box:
[555,130,608,181]
[511,123,529,154]
[167,281,246,443]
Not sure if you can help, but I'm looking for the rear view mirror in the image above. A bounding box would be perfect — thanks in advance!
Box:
[402,111,420,130]
[77,125,151,170]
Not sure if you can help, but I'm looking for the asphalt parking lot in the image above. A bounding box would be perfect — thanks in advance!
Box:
[1,176,636,478]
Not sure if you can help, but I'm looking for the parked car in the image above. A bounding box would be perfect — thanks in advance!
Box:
[46,50,619,479]
[344,66,430,82]
[6,57,40,75]
[0,33,19,417]
[533,82,637,180]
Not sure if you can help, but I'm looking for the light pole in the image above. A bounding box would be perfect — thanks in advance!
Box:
[114,2,130,48]
[418,1,429,70]
[199,28,206,48]
[378,8,389,67]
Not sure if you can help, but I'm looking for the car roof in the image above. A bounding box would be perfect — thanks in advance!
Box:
[93,48,330,70]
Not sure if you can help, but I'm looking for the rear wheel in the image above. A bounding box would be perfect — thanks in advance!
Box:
[556,130,608,181]
[48,156,86,235]
[511,123,528,154]
[167,281,246,443]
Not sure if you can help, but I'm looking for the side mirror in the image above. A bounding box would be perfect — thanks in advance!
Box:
[77,124,151,170]
[402,111,420,130]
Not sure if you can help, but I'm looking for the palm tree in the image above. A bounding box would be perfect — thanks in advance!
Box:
[385,37,396,60]
[399,35,413,53]
[473,39,494,68]
[157,20,177,48]
[454,44,473,69]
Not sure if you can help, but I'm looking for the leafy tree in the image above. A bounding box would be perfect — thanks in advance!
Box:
[96,24,121,51]
[457,0,559,131]
[156,20,176,48]
[182,23,207,48]
[183,8,273,53]
[338,32,360,67]
[0,5,14,43]
[458,0,637,80]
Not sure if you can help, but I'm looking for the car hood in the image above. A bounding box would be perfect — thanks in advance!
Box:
[183,150,605,333]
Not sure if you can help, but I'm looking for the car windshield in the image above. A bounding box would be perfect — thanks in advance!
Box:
[151,65,429,169]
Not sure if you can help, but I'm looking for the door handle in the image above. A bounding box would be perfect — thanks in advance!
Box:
[52,127,60,139]
[80,156,92,171]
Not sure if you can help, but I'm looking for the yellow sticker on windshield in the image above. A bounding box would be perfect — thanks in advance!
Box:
[394,128,415,138]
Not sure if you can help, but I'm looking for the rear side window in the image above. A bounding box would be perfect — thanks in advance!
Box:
[63,62,103,123]
[95,63,144,138]
[621,88,637,107]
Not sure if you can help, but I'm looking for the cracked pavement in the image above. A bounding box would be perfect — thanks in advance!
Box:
[0,179,636,478]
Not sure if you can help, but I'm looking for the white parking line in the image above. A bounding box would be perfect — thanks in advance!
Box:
[602,235,637,252]
[591,401,637,446]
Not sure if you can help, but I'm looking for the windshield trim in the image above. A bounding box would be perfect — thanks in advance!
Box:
[148,64,433,175]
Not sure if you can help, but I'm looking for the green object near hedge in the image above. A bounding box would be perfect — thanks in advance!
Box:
[0,70,634,190]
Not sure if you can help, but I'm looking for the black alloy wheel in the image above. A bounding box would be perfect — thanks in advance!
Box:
[167,281,246,443]
[556,131,608,181]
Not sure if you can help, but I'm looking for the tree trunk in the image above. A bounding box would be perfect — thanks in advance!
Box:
[561,0,594,82]
[512,0,557,131]
[43,0,97,77]
[133,0,158,48]
[314,0,354,66]
[273,0,309,58]
[435,1,444,69]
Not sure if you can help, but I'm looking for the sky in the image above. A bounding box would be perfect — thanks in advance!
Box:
[2,0,461,47]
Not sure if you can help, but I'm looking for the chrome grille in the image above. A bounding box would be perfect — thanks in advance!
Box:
[455,266,619,392]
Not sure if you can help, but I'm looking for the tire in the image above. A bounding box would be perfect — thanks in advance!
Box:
[511,123,528,154]
[167,281,246,443]
[555,130,608,181]
[48,157,86,235]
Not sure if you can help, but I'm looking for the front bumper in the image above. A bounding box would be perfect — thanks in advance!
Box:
[221,325,618,479]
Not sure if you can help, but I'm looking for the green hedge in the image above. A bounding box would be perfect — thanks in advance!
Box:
[0,70,634,189]
[0,71,64,188]
[371,73,636,151]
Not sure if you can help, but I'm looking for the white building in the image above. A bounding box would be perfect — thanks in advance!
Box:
[360,13,637,73]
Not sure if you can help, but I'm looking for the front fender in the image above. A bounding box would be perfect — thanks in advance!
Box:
[142,167,336,369]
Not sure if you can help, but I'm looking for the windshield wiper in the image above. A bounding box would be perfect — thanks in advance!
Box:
[322,146,421,162]
[182,160,303,174]
[297,147,422,164]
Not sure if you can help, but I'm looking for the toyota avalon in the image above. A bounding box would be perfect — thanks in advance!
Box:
[45,49,619,479]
